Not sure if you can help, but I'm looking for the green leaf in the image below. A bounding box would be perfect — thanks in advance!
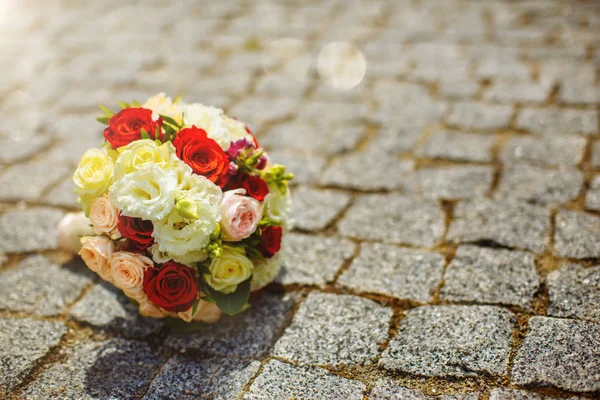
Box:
[191,298,201,316]
[99,105,114,117]
[173,95,182,104]
[96,116,110,125]
[201,278,251,316]
[117,100,130,109]
[140,128,150,140]
[132,100,141,107]
[159,114,181,128]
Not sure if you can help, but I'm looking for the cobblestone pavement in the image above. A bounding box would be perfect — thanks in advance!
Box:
[0,0,599,399]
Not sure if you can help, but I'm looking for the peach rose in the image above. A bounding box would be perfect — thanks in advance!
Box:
[110,251,153,301]
[174,298,222,323]
[89,195,120,238]
[219,189,262,241]
[79,236,114,282]
[138,300,168,319]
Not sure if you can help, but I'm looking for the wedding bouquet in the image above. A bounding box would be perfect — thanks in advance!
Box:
[73,94,293,322]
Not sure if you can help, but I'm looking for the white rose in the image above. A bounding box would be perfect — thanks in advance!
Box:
[264,185,293,230]
[251,254,282,291]
[149,243,208,267]
[204,245,253,294]
[109,163,178,220]
[180,102,252,150]
[110,251,153,301]
[79,236,114,282]
[57,212,94,254]
[143,93,183,124]
[89,195,120,239]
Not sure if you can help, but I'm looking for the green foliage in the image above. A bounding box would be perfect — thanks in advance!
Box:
[96,105,115,125]
[198,274,251,316]
[262,164,294,194]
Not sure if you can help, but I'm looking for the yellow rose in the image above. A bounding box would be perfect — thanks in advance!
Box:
[73,148,115,215]
[114,139,176,179]
[204,246,253,294]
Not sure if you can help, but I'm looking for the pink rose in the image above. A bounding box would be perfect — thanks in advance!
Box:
[219,189,263,242]
[173,298,222,323]
[79,236,114,282]
[110,251,153,301]
[89,195,120,238]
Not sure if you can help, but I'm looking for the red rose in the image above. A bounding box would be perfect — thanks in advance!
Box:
[173,127,230,187]
[143,262,198,312]
[117,215,154,252]
[104,108,162,148]
[241,174,269,202]
[260,226,283,258]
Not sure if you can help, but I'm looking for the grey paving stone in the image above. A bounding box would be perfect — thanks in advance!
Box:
[406,166,494,200]
[494,164,583,206]
[438,78,479,99]
[485,81,549,104]
[44,176,79,208]
[489,388,580,400]
[447,199,550,253]
[380,305,515,378]
[22,338,165,400]
[321,151,414,191]
[585,175,600,211]
[168,291,296,357]
[416,131,495,162]
[447,102,513,131]
[560,82,600,105]
[0,318,67,396]
[500,136,587,167]
[296,101,367,126]
[516,108,598,137]
[262,122,364,155]
[243,359,366,400]
[0,207,66,253]
[144,356,260,400]
[547,264,600,322]
[338,243,445,303]
[339,194,445,247]
[554,210,600,259]
[511,317,600,392]
[592,142,600,168]
[369,379,479,400]
[441,245,539,309]
[370,124,425,154]
[69,283,164,338]
[255,74,308,99]
[0,156,70,201]
[0,135,51,164]
[291,186,351,231]
[268,150,326,186]
[476,57,531,80]
[278,233,356,287]
[229,96,299,127]
[0,256,94,317]
[272,292,392,366]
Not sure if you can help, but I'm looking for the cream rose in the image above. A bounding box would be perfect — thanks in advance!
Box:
[109,163,178,220]
[220,189,262,242]
[143,93,183,125]
[204,245,253,294]
[251,254,282,292]
[264,185,293,230]
[57,212,94,254]
[110,251,153,301]
[114,139,176,180]
[89,195,120,238]
[180,102,252,150]
[73,148,115,215]
[79,236,114,282]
